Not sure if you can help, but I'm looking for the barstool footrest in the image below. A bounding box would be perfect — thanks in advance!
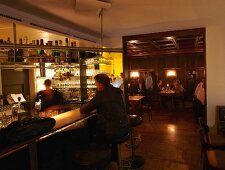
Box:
[129,155,145,170]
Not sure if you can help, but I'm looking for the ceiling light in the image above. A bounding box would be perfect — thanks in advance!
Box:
[166,70,176,77]
[129,40,138,44]
[130,71,139,78]
[166,36,173,40]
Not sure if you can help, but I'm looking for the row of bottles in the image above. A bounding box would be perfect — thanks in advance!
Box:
[0,97,23,128]
[0,37,77,47]
[0,37,11,44]
[5,49,79,63]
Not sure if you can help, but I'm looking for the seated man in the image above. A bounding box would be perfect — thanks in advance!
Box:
[80,73,130,142]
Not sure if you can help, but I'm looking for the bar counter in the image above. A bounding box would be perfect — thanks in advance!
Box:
[0,108,96,169]
[53,108,95,130]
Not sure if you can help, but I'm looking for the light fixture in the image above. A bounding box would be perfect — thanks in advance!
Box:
[129,40,138,44]
[85,8,112,65]
[166,70,177,77]
[166,36,173,40]
[130,71,140,78]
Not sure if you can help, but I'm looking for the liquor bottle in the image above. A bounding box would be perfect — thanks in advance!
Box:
[35,95,42,116]
[12,104,18,121]
[65,38,68,46]
[17,97,21,114]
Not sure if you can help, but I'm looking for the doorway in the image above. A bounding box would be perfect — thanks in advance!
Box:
[122,28,206,118]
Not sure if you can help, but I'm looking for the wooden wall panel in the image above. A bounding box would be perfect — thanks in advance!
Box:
[129,54,205,89]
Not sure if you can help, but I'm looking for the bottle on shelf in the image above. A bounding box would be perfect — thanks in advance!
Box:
[17,97,21,114]
[12,97,22,121]
[65,38,68,46]
[6,37,11,44]
[34,95,42,116]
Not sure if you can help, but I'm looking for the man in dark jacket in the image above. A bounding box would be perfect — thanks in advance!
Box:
[80,73,130,142]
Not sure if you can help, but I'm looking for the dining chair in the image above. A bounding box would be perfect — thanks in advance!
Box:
[198,126,225,170]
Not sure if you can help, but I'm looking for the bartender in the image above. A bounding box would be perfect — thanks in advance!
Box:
[35,79,64,112]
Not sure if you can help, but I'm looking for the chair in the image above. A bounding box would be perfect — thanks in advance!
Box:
[173,95,184,111]
[216,106,225,135]
[198,120,225,150]
[110,132,130,170]
[198,125,225,170]
[141,99,152,121]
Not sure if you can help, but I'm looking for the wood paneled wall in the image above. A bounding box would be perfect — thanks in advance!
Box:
[128,53,205,100]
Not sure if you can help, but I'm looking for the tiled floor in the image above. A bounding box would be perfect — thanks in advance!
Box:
[122,102,202,170]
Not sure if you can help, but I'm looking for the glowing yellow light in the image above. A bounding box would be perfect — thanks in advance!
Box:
[130,71,140,78]
[166,36,173,40]
[166,70,176,77]
[129,40,138,44]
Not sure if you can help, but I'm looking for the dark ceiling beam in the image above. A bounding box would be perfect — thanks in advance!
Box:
[127,48,204,58]
[123,28,205,42]
[150,41,161,50]
[171,38,179,49]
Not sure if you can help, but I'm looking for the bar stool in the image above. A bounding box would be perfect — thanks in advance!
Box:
[110,132,130,169]
[128,114,145,169]
[73,143,111,170]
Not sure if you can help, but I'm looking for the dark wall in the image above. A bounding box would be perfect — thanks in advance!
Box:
[1,69,30,98]
[129,53,205,100]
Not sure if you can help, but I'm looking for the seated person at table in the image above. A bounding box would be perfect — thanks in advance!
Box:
[152,79,163,100]
[173,80,185,98]
[80,73,130,142]
[35,79,65,112]
[173,80,185,108]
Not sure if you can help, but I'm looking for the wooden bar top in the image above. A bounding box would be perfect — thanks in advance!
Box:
[0,108,96,158]
[53,108,95,130]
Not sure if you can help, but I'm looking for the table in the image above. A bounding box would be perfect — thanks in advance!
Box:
[129,95,145,115]
[160,90,175,110]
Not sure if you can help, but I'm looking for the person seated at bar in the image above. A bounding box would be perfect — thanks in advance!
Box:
[80,73,130,142]
[35,79,65,112]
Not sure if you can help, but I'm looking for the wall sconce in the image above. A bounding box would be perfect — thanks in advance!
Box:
[130,71,140,78]
[166,70,177,77]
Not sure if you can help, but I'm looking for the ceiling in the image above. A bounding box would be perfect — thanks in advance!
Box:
[0,0,225,49]
[125,28,205,58]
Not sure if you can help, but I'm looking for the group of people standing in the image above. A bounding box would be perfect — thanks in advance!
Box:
[131,71,185,102]
[129,71,156,100]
